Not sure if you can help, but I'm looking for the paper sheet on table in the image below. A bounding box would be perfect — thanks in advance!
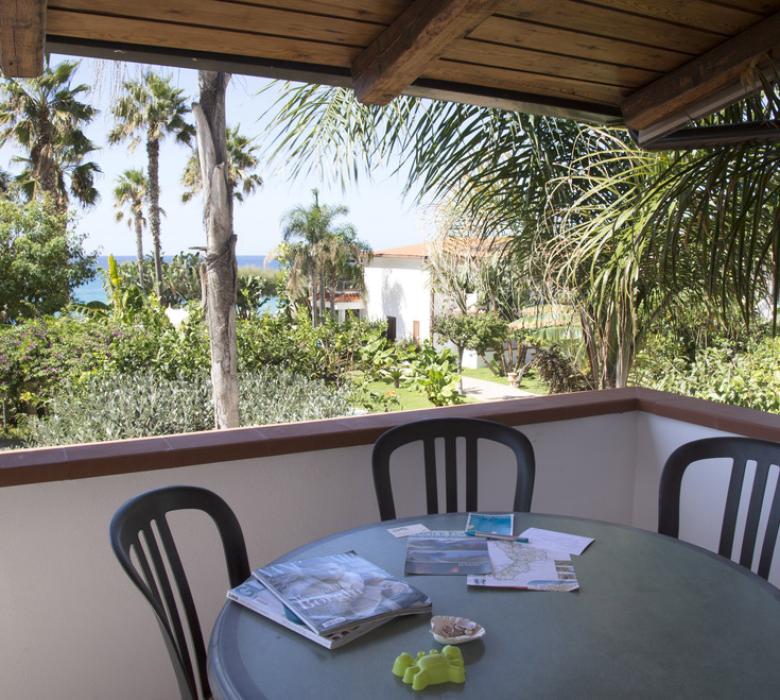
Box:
[467,541,579,591]
[387,523,430,538]
[518,527,594,556]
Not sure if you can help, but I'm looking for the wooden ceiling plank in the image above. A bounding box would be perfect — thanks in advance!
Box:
[622,11,780,137]
[584,0,761,34]
[1,0,46,77]
[424,58,630,106]
[227,0,408,25]
[47,9,358,66]
[495,0,723,55]
[473,16,690,72]
[49,0,380,47]
[447,38,660,88]
[702,0,780,14]
[351,0,501,104]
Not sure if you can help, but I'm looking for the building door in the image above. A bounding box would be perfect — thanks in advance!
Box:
[386,316,397,341]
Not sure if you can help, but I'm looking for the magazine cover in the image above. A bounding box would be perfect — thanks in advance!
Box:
[253,552,431,635]
[405,530,492,575]
[227,578,387,649]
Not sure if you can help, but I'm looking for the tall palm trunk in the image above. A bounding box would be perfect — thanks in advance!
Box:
[146,137,164,296]
[194,70,240,429]
[133,213,145,289]
[310,270,318,326]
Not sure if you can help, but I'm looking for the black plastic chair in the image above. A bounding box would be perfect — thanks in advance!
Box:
[109,486,249,700]
[372,417,535,521]
[659,437,780,579]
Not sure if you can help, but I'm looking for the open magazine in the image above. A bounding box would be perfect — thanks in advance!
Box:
[227,577,386,649]
[253,551,431,636]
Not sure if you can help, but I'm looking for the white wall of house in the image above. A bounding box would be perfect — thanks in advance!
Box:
[0,409,754,700]
[364,256,430,341]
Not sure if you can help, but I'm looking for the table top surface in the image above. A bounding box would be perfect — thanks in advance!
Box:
[208,513,780,700]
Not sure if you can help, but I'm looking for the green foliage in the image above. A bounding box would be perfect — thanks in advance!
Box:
[0,316,113,431]
[237,269,282,319]
[408,342,462,407]
[0,198,95,322]
[433,313,507,369]
[533,345,592,394]
[632,335,780,414]
[27,368,352,446]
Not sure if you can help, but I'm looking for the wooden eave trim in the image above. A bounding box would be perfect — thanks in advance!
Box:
[46,36,621,123]
[0,0,46,77]
[621,11,780,140]
[1,388,778,488]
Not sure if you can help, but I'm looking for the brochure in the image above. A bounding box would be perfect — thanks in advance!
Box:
[253,551,431,636]
[467,541,580,591]
[518,527,594,555]
[405,530,492,575]
[227,577,386,649]
[465,512,515,540]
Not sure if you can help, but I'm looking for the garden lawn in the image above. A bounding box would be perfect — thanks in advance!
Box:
[461,367,549,395]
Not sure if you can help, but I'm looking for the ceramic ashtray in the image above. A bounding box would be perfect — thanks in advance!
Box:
[430,616,485,645]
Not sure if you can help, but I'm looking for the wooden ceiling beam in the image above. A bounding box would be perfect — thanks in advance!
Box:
[351,0,501,105]
[1,0,46,77]
[622,11,780,141]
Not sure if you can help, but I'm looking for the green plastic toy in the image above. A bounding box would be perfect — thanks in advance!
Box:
[392,646,465,691]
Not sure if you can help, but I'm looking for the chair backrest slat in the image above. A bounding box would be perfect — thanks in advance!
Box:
[110,486,250,700]
[372,418,535,521]
[423,438,438,515]
[740,462,770,569]
[465,437,478,513]
[444,435,458,513]
[759,482,780,579]
[718,460,746,558]
[659,437,780,581]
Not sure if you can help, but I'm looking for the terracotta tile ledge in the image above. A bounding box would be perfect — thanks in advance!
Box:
[1,388,777,488]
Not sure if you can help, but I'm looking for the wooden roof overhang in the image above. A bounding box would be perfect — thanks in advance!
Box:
[3,0,780,149]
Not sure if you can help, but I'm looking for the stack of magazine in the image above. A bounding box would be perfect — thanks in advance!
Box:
[228,551,431,649]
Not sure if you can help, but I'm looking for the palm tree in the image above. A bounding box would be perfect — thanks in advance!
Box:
[109,71,195,295]
[0,60,100,210]
[113,169,149,288]
[181,124,263,203]
[278,189,359,325]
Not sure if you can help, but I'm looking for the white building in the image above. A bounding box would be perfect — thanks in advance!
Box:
[363,243,435,343]
[363,242,487,368]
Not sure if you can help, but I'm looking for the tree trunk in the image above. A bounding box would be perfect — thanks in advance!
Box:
[194,71,240,429]
[146,137,164,296]
[134,213,145,289]
[310,270,318,326]
[319,272,326,321]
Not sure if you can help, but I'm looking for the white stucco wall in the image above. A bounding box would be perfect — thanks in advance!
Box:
[364,257,431,340]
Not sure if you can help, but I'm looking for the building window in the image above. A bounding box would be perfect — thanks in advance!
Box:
[386,316,397,341]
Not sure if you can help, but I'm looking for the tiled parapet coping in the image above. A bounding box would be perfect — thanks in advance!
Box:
[1,388,778,488]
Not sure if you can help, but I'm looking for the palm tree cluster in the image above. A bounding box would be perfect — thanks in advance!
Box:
[264,82,780,388]
[0,61,100,210]
[273,189,370,325]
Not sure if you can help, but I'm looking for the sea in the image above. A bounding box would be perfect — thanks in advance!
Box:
[74,254,269,304]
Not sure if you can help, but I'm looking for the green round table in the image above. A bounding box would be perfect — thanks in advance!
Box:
[208,512,780,699]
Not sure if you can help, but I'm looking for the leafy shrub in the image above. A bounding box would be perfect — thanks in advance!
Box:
[0,316,114,431]
[408,342,462,406]
[27,368,353,446]
[533,345,592,393]
[632,336,780,413]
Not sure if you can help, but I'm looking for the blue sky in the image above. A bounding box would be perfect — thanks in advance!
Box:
[3,56,430,257]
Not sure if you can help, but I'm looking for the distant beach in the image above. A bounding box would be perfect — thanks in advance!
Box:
[74,254,269,304]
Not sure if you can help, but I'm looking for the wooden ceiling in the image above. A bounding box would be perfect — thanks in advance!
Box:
[4,1,780,147]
